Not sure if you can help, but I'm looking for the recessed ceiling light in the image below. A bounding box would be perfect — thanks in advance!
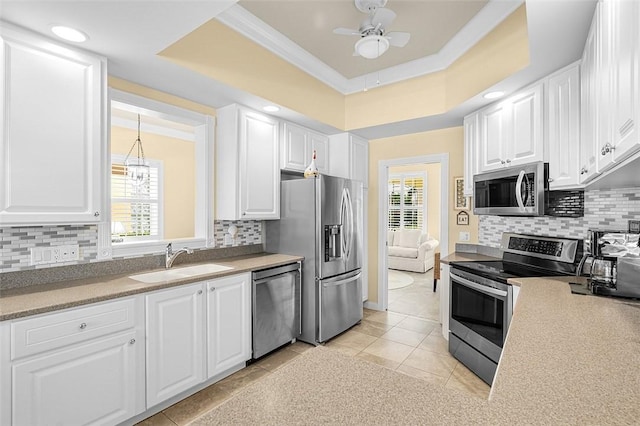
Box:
[483,91,505,100]
[263,105,280,112]
[51,26,88,43]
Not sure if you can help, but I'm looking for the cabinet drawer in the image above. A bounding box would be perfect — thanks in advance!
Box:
[11,298,137,360]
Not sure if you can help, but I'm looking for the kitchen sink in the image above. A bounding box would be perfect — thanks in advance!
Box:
[129,264,234,283]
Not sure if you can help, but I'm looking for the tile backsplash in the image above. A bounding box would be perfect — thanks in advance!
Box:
[0,225,98,272]
[0,220,262,273]
[479,186,640,247]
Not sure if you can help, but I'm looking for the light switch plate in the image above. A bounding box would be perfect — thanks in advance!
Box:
[628,220,640,234]
[459,231,470,242]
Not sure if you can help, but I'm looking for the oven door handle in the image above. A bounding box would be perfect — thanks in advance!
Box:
[450,272,508,298]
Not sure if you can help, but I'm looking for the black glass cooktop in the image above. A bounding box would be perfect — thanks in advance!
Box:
[451,260,566,284]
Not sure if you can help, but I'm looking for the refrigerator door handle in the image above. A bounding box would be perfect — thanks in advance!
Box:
[341,188,354,261]
[321,272,362,288]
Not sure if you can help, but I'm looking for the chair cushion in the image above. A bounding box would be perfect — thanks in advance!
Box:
[397,229,422,248]
[387,230,395,246]
[388,246,418,258]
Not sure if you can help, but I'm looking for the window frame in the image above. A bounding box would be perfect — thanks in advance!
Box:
[99,89,214,259]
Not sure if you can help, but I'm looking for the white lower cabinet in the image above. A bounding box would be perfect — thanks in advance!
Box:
[13,331,141,426]
[2,297,145,426]
[206,273,251,378]
[439,263,451,340]
[1,272,253,425]
[146,282,205,408]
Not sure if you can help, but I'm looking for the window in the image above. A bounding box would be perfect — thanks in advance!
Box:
[388,173,426,230]
[103,89,214,259]
[111,155,163,243]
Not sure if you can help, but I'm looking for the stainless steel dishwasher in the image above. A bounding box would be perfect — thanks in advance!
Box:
[252,262,301,359]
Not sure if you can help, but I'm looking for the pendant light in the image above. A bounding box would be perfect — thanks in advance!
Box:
[124,114,149,185]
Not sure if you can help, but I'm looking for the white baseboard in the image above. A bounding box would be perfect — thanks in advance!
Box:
[363,301,383,311]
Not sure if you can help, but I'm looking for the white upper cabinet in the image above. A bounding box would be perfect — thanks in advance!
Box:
[547,63,581,189]
[510,85,544,166]
[477,83,544,173]
[281,121,329,174]
[583,0,640,178]
[580,7,600,184]
[0,25,106,225]
[329,133,369,187]
[608,0,639,163]
[463,113,479,197]
[216,104,280,220]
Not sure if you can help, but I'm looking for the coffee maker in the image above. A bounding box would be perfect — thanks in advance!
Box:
[587,230,640,299]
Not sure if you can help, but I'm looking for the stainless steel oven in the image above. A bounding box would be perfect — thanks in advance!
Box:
[449,233,583,385]
[449,268,512,385]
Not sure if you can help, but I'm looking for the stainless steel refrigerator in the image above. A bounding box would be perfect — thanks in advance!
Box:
[266,174,363,345]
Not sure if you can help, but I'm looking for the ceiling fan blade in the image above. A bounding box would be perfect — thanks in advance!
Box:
[386,31,410,47]
[333,27,360,36]
[371,7,396,28]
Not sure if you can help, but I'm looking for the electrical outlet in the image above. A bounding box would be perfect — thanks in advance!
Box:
[459,231,470,242]
[629,220,640,234]
[30,244,80,265]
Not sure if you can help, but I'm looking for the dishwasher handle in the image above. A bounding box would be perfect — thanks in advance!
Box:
[252,262,300,281]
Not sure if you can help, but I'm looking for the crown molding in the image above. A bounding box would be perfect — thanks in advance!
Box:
[217,0,525,95]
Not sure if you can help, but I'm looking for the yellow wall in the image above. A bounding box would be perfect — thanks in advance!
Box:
[158,6,529,131]
[111,126,196,240]
[368,127,479,304]
[157,21,345,130]
[109,77,216,116]
[388,163,441,242]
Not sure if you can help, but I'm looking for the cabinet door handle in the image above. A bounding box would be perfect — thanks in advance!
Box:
[601,143,614,156]
[210,287,215,292]
[548,177,554,182]
[94,211,100,217]
[197,290,203,295]
[505,159,511,164]
[580,167,588,175]
[500,160,506,165]
[129,339,136,345]
[79,323,87,329]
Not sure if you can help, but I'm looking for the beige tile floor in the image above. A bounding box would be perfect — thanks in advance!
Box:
[387,268,440,322]
[138,271,490,426]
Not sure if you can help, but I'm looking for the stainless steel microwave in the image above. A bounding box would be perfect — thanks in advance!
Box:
[473,162,548,216]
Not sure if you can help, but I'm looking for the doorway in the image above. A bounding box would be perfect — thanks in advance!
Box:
[377,154,449,314]
[386,163,441,320]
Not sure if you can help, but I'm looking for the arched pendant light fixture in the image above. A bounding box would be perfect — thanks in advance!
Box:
[124,114,150,185]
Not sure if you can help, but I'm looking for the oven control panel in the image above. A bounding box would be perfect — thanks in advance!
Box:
[508,237,563,257]
[501,233,581,264]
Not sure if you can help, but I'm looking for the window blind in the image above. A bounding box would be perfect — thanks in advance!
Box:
[111,159,162,242]
[388,174,426,231]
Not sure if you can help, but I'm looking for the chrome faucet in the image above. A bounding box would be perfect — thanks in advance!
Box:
[165,243,193,269]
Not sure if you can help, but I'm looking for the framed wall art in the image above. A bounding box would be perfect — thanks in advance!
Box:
[456,210,469,226]
[454,177,469,210]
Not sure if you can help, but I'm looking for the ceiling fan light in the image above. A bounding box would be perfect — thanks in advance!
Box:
[355,35,389,59]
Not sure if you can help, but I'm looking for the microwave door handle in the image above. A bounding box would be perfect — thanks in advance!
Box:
[515,170,525,211]
[523,173,530,206]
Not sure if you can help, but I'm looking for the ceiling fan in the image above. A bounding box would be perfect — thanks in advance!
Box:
[333,0,410,59]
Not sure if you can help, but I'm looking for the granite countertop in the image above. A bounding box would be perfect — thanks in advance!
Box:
[435,251,640,422]
[440,252,501,264]
[486,275,640,424]
[0,253,303,321]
